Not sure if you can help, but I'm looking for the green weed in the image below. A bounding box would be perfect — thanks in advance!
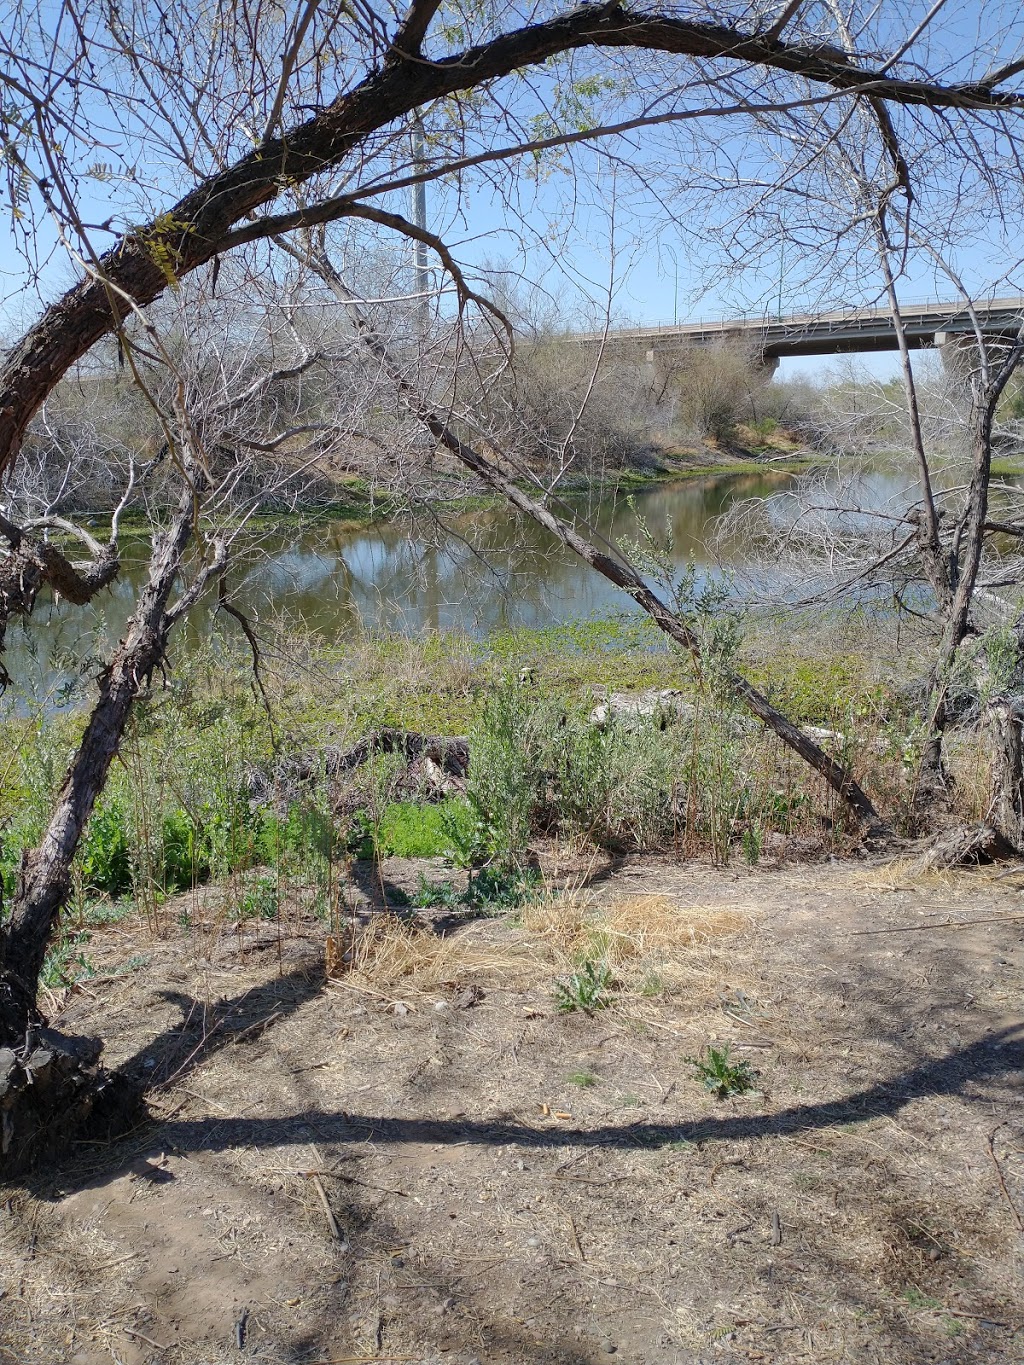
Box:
[373,799,476,859]
[901,1288,942,1311]
[687,1045,756,1098]
[41,932,96,988]
[567,1070,598,1087]
[555,959,613,1013]
[238,875,279,921]
[413,864,541,915]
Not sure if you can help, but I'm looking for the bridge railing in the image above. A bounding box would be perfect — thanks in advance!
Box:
[574,296,1024,343]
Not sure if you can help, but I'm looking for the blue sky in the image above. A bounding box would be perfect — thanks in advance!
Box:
[4,0,1024,389]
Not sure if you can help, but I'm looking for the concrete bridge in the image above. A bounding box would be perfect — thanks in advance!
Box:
[578,296,1024,374]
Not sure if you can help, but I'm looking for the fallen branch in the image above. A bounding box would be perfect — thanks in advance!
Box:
[850,912,1024,934]
[310,1171,344,1241]
[987,1124,1024,1235]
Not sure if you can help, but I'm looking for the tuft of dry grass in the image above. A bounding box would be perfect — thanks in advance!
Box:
[335,888,754,1008]
[520,890,752,1000]
[339,913,532,992]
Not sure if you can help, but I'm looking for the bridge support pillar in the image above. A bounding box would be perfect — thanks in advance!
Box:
[935,331,976,386]
[756,353,779,380]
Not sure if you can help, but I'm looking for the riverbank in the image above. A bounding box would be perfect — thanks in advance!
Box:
[0,604,961,930]
[88,426,820,538]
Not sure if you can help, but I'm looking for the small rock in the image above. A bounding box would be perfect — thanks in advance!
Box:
[602,1340,618,1354]
[434,1000,450,1013]
[392,1002,409,1017]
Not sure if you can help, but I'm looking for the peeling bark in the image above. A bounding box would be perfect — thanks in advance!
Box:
[987,699,1024,850]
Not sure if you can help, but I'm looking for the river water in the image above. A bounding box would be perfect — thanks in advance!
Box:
[0,462,956,702]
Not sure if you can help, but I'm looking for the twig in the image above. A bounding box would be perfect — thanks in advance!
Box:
[270,1166,409,1198]
[230,1010,284,1044]
[310,1172,344,1241]
[987,1125,1024,1234]
[91,1251,141,1273]
[326,978,416,1009]
[124,1326,171,1351]
[850,913,1024,934]
[557,1204,585,1261]
[932,1307,1011,1326]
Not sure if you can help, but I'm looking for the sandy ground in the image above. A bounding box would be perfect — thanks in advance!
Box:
[1,853,1023,1365]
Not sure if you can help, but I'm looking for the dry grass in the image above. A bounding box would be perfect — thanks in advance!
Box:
[334,888,753,1011]
[520,889,752,997]
[339,912,533,992]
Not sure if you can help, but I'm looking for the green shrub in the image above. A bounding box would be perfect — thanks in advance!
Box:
[375,799,476,859]
[466,679,552,865]
[465,678,681,863]
[79,800,133,897]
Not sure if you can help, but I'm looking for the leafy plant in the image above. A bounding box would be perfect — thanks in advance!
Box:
[555,958,613,1013]
[467,864,541,913]
[413,874,463,910]
[687,1045,756,1098]
[41,931,96,988]
[465,678,547,865]
[238,874,279,921]
[79,799,133,896]
[356,798,477,860]
[413,864,541,915]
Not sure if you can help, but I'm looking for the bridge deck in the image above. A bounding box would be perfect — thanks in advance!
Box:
[578,296,1024,358]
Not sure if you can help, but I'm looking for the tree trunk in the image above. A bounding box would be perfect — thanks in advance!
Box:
[0,504,195,1036]
[987,699,1024,850]
[0,495,198,1176]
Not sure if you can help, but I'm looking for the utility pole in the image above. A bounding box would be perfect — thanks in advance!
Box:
[776,235,785,323]
[665,244,679,326]
[411,116,430,340]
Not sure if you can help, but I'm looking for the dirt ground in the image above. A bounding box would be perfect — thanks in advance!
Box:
[2,852,1023,1365]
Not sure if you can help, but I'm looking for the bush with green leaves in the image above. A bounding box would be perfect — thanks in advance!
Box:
[464,678,554,865]
[79,799,133,897]
[463,677,683,865]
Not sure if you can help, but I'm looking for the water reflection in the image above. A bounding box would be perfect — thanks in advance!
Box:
[3,472,798,705]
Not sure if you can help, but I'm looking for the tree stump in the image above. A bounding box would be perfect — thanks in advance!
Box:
[987,699,1024,850]
[0,1027,139,1179]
